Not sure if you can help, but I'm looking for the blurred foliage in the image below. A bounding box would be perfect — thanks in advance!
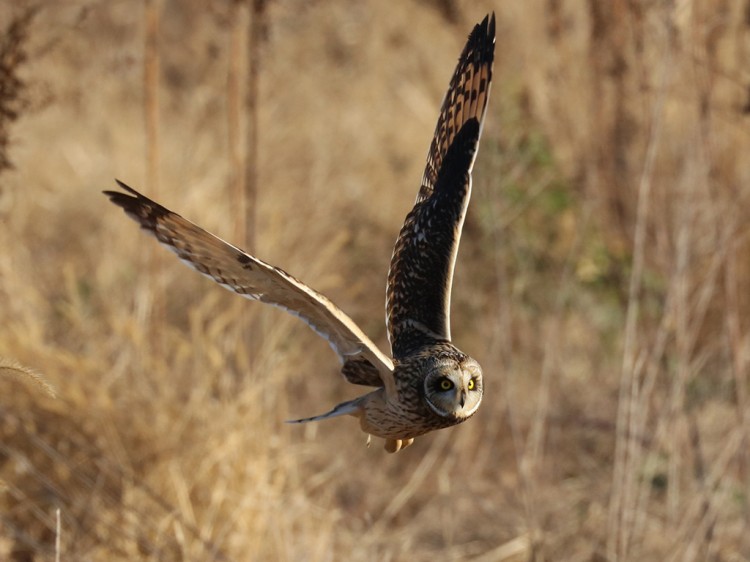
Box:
[0,7,35,175]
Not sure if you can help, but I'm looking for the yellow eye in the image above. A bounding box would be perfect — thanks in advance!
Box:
[439,379,453,391]
[468,378,476,390]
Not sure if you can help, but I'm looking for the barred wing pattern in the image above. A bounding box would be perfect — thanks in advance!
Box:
[105,181,395,396]
[418,13,495,204]
[386,14,495,358]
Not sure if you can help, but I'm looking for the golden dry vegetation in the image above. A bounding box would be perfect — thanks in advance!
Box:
[2,1,750,560]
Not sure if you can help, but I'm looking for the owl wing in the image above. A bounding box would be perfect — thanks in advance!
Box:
[105,181,395,396]
[417,13,495,204]
[386,14,495,359]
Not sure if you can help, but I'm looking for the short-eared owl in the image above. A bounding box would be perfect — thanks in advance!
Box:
[106,14,495,452]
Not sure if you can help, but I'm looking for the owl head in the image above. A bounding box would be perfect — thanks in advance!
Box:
[423,356,483,419]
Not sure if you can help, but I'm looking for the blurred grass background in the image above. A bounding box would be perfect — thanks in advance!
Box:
[1,0,750,560]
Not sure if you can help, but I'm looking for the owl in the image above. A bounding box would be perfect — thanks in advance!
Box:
[105,13,495,452]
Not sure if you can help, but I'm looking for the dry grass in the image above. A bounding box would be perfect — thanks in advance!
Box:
[0,359,55,399]
[2,0,750,560]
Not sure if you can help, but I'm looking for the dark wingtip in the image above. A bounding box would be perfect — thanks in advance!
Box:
[464,13,496,71]
[473,12,496,43]
[103,180,172,228]
[103,179,142,206]
[114,178,139,195]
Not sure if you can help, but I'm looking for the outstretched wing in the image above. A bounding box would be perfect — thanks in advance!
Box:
[386,14,495,359]
[105,181,395,395]
[418,13,495,204]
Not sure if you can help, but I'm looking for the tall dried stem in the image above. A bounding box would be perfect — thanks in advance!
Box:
[228,0,245,245]
[607,13,675,561]
[141,0,163,355]
[244,0,266,252]
[144,0,160,199]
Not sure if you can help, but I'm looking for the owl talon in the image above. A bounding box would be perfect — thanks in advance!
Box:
[384,439,401,453]
[366,434,372,448]
[383,437,416,453]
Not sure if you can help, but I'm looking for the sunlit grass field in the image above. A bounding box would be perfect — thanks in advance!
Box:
[2,1,750,560]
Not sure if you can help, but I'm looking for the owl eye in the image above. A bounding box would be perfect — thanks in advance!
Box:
[439,379,454,391]
[468,378,476,391]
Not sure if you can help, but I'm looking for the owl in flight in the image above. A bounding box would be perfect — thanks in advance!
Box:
[106,14,495,453]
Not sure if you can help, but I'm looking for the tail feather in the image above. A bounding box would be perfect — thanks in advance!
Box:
[285,396,362,424]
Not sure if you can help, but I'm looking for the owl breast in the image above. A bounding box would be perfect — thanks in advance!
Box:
[356,365,468,440]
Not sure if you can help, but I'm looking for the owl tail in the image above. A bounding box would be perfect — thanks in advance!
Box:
[285,396,363,424]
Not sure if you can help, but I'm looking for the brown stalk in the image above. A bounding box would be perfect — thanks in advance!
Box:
[607,9,675,559]
[245,0,267,252]
[143,0,163,353]
[228,0,245,245]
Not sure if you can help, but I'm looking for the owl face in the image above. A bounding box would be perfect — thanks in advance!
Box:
[423,357,483,419]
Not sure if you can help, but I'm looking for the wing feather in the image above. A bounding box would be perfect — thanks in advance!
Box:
[386,14,495,358]
[105,181,395,395]
[418,13,494,203]
[386,119,481,357]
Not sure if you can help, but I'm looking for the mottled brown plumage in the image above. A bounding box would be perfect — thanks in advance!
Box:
[105,13,495,453]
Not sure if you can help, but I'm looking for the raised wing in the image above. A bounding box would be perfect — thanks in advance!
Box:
[386,14,495,359]
[105,181,395,395]
[418,13,494,204]
[386,120,481,357]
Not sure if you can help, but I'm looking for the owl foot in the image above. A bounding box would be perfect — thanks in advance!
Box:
[383,437,415,453]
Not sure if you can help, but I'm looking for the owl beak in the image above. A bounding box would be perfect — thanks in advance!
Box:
[459,390,466,408]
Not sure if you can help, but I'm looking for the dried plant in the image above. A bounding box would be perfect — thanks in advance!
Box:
[0,7,35,175]
[0,358,55,398]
